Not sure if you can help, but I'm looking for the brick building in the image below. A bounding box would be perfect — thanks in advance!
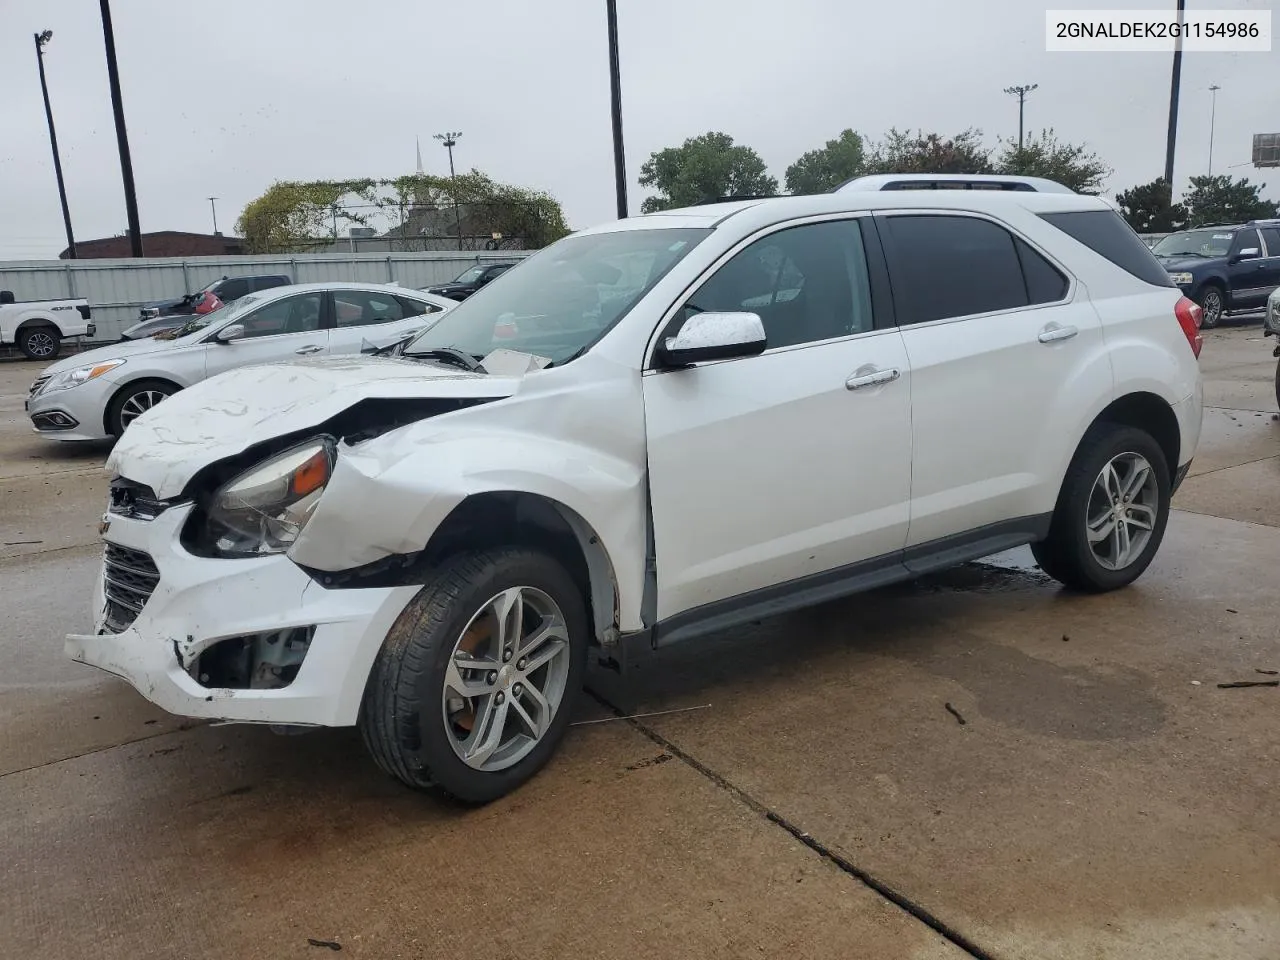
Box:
[60,232,245,259]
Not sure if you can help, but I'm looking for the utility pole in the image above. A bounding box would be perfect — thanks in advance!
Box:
[34,31,77,259]
[606,0,628,218]
[1003,83,1038,153]
[99,0,143,257]
[207,197,219,235]
[434,131,463,250]
[1207,84,1221,176]
[1164,0,1186,190]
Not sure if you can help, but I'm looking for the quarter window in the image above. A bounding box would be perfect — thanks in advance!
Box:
[1261,227,1280,256]
[680,219,875,349]
[396,296,442,318]
[1015,238,1070,304]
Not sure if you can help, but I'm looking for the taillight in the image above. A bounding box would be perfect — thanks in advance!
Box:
[1175,296,1203,359]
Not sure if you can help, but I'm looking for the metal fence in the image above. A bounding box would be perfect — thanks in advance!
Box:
[0,250,530,342]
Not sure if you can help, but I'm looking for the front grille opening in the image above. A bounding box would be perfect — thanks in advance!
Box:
[191,627,315,690]
[31,410,79,430]
[102,543,160,633]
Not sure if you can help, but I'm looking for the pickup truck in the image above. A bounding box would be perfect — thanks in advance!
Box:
[0,290,94,359]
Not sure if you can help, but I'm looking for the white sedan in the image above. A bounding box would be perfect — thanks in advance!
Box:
[26,282,454,442]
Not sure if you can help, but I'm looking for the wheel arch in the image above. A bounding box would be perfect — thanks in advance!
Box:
[1086,391,1181,477]
[102,376,183,435]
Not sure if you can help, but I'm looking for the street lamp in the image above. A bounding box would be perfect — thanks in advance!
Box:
[434,131,463,250]
[606,0,628,218]
[99,0,144,256]
[1003,83,1038,153]
[1207,85,1221,176]
[207,196,219,235]
[34,30,77,259]
[1164,0,1187,190]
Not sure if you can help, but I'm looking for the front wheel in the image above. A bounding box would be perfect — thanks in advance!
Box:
[106,379,177,437]
[1032,425,1171,592]
[360,549,589,803]
[1196,286,1225,329]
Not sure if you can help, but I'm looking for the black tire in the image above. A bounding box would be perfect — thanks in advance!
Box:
[1196,285,1225,329]
[1032,424,1171,593]
[18,325,61,360]
[105,379,178,437]
[359,548,589,804]
[1274,358,1280,413]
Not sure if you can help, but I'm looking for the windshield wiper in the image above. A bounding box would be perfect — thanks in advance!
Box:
[404,346,485,371]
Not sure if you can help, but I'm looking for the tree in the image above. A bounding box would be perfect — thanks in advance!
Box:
[996,129,1110,194]
[638,132,778,213]
[785,129,867,195]
[1181,175,1279,227]
[864,128,993,175]
[237,172,569,253]
[1114,178,1188,233]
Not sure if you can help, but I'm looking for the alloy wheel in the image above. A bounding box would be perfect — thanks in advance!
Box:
[1085,452,1160,571]
[441,586,572,772]
[25,331,57,358]
[119,389,170,427]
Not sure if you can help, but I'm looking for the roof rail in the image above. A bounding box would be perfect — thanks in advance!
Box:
[833,173,1077,194]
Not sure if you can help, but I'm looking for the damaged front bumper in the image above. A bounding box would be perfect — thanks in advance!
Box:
[67,503,420,726]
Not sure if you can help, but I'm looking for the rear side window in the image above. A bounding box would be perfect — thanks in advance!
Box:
[216,278,251,301]
[1039,210,1174,288]
[255,276,290,291]
[880,215,1033,324]
[1261,227,1280,255]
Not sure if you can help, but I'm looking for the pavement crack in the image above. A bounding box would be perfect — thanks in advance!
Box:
[0,723,205,781]
[584,689,996,960]
[1183,452,1280,481]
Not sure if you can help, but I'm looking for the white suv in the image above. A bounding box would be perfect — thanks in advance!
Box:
[72,190,1203,803]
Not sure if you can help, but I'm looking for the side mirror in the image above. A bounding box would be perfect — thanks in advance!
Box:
[214,323,246,343]
[1231,247,1261,263]
[657,311,767,367]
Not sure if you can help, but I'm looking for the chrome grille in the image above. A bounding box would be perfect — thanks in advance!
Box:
[102,543,159,633]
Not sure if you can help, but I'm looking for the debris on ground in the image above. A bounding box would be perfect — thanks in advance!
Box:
[944,702,967,725]
[1255,669,1279,676]
[1226,608,1239,614]
[1216,681,1280,689]
[626,753,673,771]
[306,939,341,951]
[3,540,42,546]
[1062,634,1070,642]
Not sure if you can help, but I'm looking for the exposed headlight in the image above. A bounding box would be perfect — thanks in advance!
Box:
[204,438,335,556]
[1168,272,1194,286]
[40,359,126,395]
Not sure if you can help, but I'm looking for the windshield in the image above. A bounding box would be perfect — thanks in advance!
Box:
[154,296,257,340]
[403,228,711,365]
[1152,230,1235,258]
[451,266,487,284]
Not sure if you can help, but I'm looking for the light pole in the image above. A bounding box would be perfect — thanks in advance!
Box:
[606,0,628,218]
[1207,85,1221,176]
[1164,0,1187,190]
[207,197,219,235]
[434,131,463,250]
[99,0,143,257]
[1003,83,1038,153]
[34,30,76,259]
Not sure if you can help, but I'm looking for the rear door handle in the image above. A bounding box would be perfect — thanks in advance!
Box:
[295,345,324,355]
[846,367,901,390]
[1038,324,1078,344]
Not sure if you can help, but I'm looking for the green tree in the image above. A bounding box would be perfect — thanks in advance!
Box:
[864,128,993,175]
[237,172,569,253]
[785,129,867,194]
[1114,178,1188,233]
[638,132,778,213]
[996,129,1111,194]
[1181,175,1279,227]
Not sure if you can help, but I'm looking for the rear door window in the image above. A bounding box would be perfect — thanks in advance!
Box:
[1039,210,1175,287]
[1230,229,1263,258]
[879,214,1033,324]
[1261,227,1280,256]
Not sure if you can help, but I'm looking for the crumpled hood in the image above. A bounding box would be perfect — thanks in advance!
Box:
[108,355,520,498]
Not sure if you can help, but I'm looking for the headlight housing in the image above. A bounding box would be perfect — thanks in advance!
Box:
[1168,272,1194,286]
[203,438,335,556]
[40,359,125,395]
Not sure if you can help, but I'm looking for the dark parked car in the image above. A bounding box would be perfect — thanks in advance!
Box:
[1151,221,1280,328]
[136,274,292,323]
[422,262,516,301]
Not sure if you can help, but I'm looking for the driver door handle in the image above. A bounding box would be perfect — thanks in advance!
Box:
[1038,324,1078,344]
[846,367,901,390]
[295,344,324,355]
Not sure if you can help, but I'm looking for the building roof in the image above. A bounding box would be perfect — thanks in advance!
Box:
[61,231,245,260]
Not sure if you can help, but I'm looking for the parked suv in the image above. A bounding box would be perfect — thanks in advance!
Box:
[1151,221,1280,327]
[423,262,517,301]
[135,274,292,325]
[73,190,1202,803]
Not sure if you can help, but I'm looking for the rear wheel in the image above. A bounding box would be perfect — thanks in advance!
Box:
[360,548,588,804]
[18,325,60,360]
[1196,285,1225,329]
[1032,424,1171,592]
[106,379,177,436]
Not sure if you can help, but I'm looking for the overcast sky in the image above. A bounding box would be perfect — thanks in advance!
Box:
[1,0,1276,259]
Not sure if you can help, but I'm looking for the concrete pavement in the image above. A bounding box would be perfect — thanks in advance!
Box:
[1,328,1277,959]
